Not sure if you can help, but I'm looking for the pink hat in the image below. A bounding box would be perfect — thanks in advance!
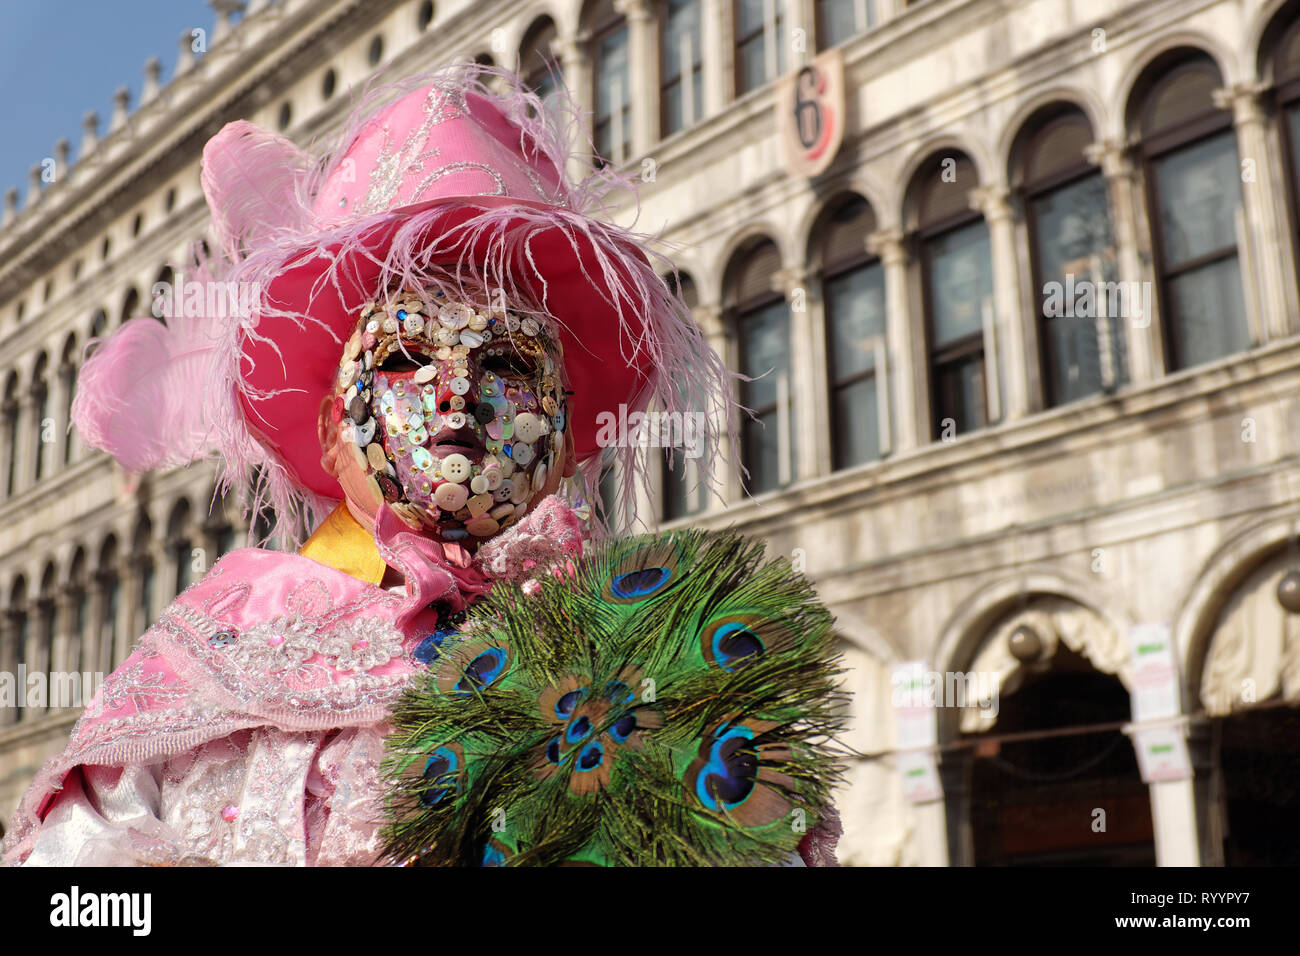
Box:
[73,65,736,542]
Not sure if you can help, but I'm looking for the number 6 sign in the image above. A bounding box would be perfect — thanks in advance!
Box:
[778,48,845,179]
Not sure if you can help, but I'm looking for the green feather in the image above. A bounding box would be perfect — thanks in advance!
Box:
[381,528,847,866]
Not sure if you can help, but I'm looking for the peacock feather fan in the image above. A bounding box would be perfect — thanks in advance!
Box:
[381,528,847,866]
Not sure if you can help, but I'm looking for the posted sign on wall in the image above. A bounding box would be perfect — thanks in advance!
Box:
[778,49,846,179]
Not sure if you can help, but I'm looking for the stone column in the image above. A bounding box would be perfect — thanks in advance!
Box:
[616,0,657,157]
[558,32,593,180]
[1214,83,1299,339]
[970,185,1029,421]
[696,302,741,506]
[773,264,822,481]
[1085,139,1163,384]
[866,228,921,452]
[875,0,904,24]
[14,394,35,496]
[701,0,728,111]
[0,613,16,727]
[56,362,75,465]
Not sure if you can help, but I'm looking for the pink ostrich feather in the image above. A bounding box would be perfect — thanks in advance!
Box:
[74,62,744,546]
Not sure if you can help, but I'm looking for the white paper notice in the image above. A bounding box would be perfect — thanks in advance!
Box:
[1130,722,1193,782]
[891,660,937,750]
[897,749,944,803]
[1128,623,1180,722]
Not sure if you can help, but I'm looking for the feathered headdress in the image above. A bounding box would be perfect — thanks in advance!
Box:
[73,64,739,543]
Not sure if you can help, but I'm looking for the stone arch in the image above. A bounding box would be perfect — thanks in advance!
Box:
[996,87,1107,184]
[933,569,1135,740]
[1114,35,1240,140]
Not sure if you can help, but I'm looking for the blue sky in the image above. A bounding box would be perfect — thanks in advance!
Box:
[0,1,218,205]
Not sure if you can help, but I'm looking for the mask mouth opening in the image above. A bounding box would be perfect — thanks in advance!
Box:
[431,426,484,458]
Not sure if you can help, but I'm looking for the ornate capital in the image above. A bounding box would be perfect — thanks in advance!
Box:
[613,0,653,22]
[968,185,1013,223]
[1084,138,1137,181]
[866,227,906,265]
[770,265,811,298]
[1212,82,1269,128]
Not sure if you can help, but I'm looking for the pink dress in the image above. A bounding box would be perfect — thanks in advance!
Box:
[1,498,839,866]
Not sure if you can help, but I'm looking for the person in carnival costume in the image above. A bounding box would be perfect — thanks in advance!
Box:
[1,65,842,867]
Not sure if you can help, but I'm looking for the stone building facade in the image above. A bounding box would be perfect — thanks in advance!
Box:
[3,0,1300,866]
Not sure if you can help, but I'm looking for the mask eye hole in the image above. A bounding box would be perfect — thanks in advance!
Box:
[482,353,533,378]
[379,351,431,373]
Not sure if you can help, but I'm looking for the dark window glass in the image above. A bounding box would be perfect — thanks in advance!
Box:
[925,218,992,436]
[826,261,885,467]
[816,0,875,50]
[662,0,704,136]
[735,0,785,95]
[1031,172,1127,405]
[1150,130,1249,368]
[594,16,631,163]
[739,298,791,493]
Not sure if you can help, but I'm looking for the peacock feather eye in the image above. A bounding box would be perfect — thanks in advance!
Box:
[600,540,684,604]
[433,639,514,697]
[700,613,798,671]
[683,720,794,827]
[418,745,462,807]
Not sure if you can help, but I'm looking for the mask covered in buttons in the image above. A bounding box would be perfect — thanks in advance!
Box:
[336,289,569,544]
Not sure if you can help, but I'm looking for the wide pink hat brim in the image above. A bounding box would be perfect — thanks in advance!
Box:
[241,195,655,501]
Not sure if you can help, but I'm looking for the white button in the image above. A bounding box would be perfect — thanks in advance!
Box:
[493,479,513,502]
[445,412,467,429]
[439,304,471,329]
[413,365,435,384]
[440,454,472,483]
[511,441,534,466]
[521,318,539,336]
[532,462,548,493]
[450,377,470,395]
[470,474,489,494]
[513,412,543,444]
[434,482,468,510]
[460,330,485,348]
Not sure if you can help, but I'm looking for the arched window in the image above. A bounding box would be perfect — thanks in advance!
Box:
[35,563,55,716]
[153,266,174,322]
[96,536,120,673]
[68,548,87,676]
[206,485,237,563]
[727,239,793,493]
[7,576,28,723]
[589,0,631,164]
[521,17,562,103]
[4,371,19,497]
[1270,15,1300,284]
[816,0,875,49]
[818,195,886,468]
[120,287,139,326]
[168,499,194,597]
[132,516,154,634]
[661,273,706,520]
[910,150,994,439]
[735,0,786,96]
[87,308,108,359]
[1015,106,1125,407]
[417,0,435,31]
[31,352,48,481]
[1131,51,1248,370]
[60,334,78,465]
[661,0,703,136]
